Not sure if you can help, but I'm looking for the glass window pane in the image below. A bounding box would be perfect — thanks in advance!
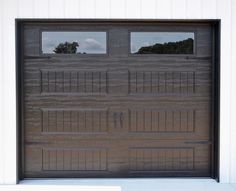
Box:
[131,32,194,54]
[42,32,106,54]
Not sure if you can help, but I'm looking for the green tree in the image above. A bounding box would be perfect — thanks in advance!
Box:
[53,41,79,54]
[136,38,193,54]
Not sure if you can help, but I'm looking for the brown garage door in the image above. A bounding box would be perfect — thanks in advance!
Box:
[22,21,214,178]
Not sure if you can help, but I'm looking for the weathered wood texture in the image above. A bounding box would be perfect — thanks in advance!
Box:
[23,22,213,178]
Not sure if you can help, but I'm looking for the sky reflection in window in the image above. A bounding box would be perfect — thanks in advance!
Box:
[42,32,106,54]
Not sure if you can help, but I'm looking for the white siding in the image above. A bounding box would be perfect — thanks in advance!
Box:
[1,0,17,185]
[140,0,156,18]
[172,0,187,18]
[217,0,232,183]
[95,0,110,18]
[64,0,80,18]
[110,0,126,18]
[79,0,96,18]
[34,0,49,18]
[230,0,236,183]
[18,0,35,18]
[186,0,202,19]
[155,0,172,19]
[202,0,217,18]
[126,0,141,18]
[0,0,3,184]
[0,0,236,184]
[48,0,65,18]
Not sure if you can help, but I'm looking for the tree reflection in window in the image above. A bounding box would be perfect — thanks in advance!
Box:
[53,42,79,54]
[135,38,193,54]
[42,32,106,54]
[131,32,194,54]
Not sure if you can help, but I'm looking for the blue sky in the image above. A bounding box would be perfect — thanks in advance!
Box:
[131,32,194,53]
[42,32,106,54]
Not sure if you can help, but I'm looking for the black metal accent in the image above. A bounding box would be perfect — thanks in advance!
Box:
[212,20,221,182]
[15,20,24,182]
[15,18,221,24]
[120,112,124,128]
[113,112,118,128]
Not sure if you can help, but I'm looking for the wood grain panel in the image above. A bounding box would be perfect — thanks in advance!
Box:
[43,148,107,171]
[129,71,196,94]
[129,109,195,133]
[42,108,108,133]
[129,147,194,171]
[41,70,108,94]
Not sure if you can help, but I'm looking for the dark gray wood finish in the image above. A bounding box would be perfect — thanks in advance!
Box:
[22,22,213,178]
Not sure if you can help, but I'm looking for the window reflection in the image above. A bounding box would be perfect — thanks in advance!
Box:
[42,32,106,54]
[131,32,194,54]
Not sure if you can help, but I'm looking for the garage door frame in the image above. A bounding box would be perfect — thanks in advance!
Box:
[15,19,221,182]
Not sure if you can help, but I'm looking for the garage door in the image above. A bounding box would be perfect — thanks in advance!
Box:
[22,21,214,178]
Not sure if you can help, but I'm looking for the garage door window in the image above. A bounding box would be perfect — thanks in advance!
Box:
[42,31,107,54]
[130,32,194,54]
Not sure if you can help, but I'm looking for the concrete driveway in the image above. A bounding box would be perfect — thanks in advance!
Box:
[0,179,236,191]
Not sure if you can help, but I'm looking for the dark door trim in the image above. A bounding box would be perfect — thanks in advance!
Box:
[212,20,221,182]
[15,19,220,182]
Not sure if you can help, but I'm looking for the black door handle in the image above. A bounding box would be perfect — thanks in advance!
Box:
[113,112,124,128]
[120,112,124,128]
[113,112,118,128]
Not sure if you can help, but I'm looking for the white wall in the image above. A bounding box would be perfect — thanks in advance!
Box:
[0,0,235,184]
